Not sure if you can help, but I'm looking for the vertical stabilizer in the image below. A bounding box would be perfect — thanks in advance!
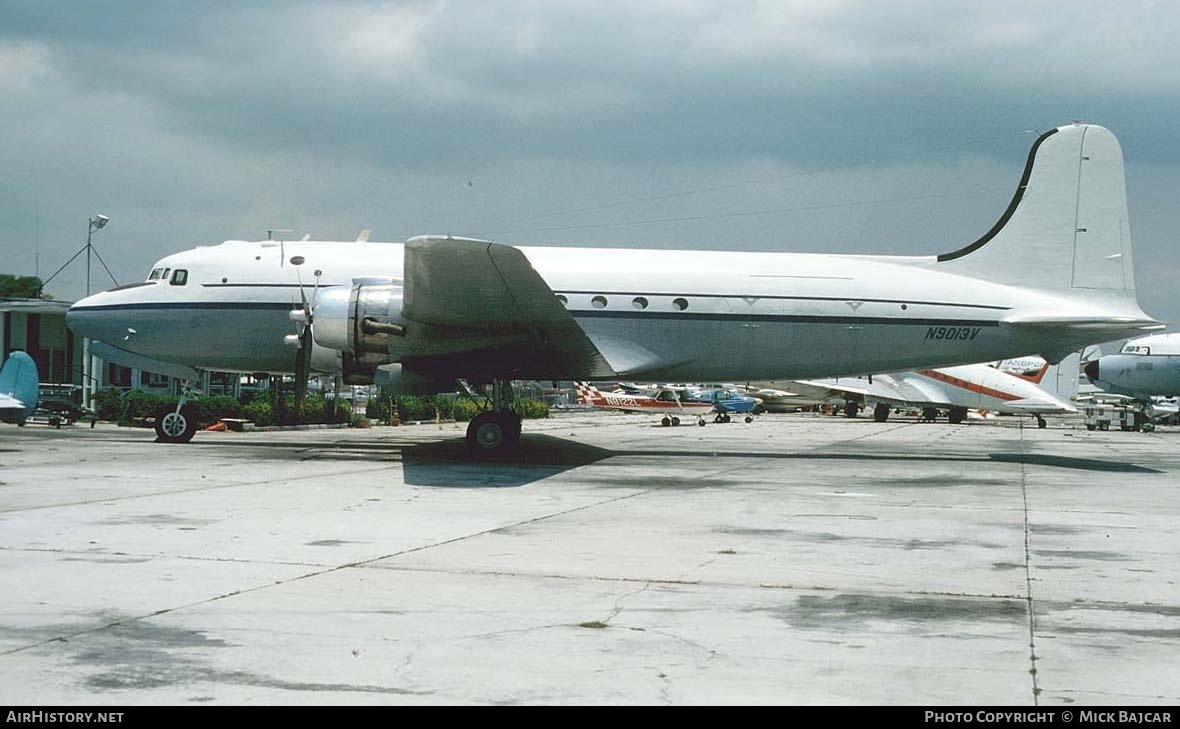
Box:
[1040,352,1081,403]
[0,351,40,424]
[937,124,1135,294]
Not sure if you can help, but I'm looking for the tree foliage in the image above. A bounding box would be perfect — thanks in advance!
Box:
[0,274,49,299]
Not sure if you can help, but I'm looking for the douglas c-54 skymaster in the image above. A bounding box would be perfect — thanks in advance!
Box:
[68,123,1159,452]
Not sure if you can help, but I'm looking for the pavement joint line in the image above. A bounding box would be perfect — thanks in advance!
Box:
[0,487,658,657]
[355,562,1034,602]
[0,420,914,658]
[0,545,335,569]
[0,464,397,514]
[1018,423,1041,706]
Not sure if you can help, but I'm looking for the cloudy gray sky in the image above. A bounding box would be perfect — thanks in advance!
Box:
[2,1,1178,324]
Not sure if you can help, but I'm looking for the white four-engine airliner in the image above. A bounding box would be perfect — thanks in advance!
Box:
[68,123,1160,452]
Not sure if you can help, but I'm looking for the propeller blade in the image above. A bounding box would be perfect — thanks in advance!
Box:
[292,327,312,424]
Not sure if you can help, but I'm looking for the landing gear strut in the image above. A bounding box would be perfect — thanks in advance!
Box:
[155,384,197,443]
[465,379,523,456]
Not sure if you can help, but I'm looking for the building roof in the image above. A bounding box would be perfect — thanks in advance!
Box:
[0,298,74,315]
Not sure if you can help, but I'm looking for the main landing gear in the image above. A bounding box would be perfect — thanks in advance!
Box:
[873,403,890,423]
[465,380,523,457]
[712,413,755,424]
[1035,415,1047,429]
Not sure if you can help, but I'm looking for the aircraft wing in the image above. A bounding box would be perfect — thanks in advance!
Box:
[793,375,929,407]
[402,237,617,379]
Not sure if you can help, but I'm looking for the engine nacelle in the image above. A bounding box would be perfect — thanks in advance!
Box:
[314,279,406,383]
[373,363,457,395]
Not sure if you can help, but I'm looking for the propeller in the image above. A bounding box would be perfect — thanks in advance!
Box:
[285,267,322,423]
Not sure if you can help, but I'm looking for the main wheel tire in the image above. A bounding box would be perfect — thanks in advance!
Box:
[948,407,967,425]
[155,404,196,443]
[697,418,706,427]
[844,401,859,418]
[671,416,680,426]
[1036,416,1047,429]
[661,416,671,427]
[744,415,753,423]
[922,407,938,422]
[873,403,890,423]
[466,413,520,455]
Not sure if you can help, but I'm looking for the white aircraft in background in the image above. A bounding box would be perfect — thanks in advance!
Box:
[0,351,40,426]
[68,123,1159,453]
[573,381,715,427]
[1082,332,1180,427]
[782,353,1079,428]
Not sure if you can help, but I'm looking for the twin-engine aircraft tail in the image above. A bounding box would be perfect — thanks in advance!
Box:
[1012,353,1081,403]
[936,123,1137,295]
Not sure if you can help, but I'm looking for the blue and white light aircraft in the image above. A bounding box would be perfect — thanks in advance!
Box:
[68,123,1160,452]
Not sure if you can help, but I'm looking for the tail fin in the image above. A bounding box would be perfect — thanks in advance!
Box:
[1037,352,1081,402]
[574,381,604,404]
[937,123,1135,294]
[0,351,40,424]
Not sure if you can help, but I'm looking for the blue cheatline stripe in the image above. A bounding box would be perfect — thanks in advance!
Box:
[70,302,296,311]
[555,291,1011,311]
[570,310,999,327]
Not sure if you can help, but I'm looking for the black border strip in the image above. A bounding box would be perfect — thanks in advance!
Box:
[936,127,1060,263]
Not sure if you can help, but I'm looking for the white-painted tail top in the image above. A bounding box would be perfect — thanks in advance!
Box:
[937,123,1135,294]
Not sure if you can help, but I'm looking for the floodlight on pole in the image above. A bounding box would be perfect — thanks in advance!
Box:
[82,213,110,415]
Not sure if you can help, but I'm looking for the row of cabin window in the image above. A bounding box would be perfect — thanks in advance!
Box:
[147,268,188,285]
[555,294,689,311]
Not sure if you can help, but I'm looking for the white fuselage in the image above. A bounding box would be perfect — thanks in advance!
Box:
[67,237,1145,382]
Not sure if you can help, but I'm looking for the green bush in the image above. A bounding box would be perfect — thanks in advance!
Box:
[93,388,123,420]
[364,392,547,423]
[96,388,349,428]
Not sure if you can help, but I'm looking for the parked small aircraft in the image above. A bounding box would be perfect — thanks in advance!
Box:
[686,387,761,423]
[0,351,39,426]
[574,381,714,426]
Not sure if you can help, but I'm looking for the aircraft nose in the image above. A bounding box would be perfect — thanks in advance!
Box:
[1083,359,1100,382]
[67,293,124,344]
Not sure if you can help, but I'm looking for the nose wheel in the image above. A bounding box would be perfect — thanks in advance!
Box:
[155,403,196,443]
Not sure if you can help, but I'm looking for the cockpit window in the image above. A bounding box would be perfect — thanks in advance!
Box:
[147,268,163,281]
[170,269,188,286]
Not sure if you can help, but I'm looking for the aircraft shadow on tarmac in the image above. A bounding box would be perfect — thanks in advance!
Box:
[162,432,1163,488]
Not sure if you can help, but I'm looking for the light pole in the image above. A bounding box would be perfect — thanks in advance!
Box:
[81,215,110,411]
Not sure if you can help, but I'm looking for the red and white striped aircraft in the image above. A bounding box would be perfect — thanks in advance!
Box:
[574,381,715,427]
